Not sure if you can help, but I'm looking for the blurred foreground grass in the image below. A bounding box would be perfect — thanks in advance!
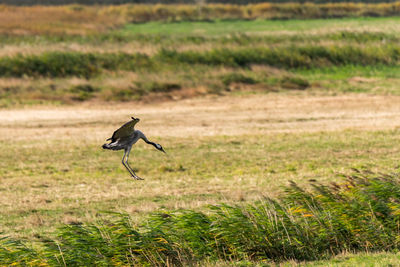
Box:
[3,167,400,265]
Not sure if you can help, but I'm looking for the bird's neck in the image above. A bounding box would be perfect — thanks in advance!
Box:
[136,130,157,148]
[135,130,148,142]
[134,130,149,143]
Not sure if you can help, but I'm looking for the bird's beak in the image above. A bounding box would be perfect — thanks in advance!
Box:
[161,148,166,154]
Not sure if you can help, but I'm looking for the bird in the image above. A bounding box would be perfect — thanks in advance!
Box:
[102,116,165,180]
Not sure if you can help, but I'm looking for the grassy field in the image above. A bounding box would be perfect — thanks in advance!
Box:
[3,17,400,107]
[2,94,400,265]
[2,8,400,265]
[120,17,400,35]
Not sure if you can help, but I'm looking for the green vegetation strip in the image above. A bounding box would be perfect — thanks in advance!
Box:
[0,52,153,78]
[2,45,400,78]
[2,170,400,265]
[2,22,400,45]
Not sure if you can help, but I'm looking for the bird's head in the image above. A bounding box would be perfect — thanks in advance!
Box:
[155,143,166,153]
[131,117,140,123]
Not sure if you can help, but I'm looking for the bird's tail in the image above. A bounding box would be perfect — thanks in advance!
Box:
[102,143,118,150]
[102,141,122,150]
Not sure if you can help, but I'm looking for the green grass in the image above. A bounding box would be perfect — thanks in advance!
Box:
[120,17,400,36]
[294,65,400,94]
[300,252,400,266]
[297,65,400,80]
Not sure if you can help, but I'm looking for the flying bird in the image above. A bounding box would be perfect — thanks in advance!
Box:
[102,117,165,180]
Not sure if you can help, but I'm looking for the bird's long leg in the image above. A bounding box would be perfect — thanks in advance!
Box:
[122,148,143,180]
[122,149,134,177]
[125,147,143,180]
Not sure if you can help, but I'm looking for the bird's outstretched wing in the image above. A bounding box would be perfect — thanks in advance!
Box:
[107,117,140,142]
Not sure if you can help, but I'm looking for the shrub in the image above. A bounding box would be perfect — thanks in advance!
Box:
[69,84,99,101]
[159,45,400,69]
[279,76,310,90]
[0,52,152,78]
[134,81,182,93]
[221,72,257,86]
[0,52,100,78]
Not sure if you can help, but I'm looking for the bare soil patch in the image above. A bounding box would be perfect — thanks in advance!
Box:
[1,94,400,142]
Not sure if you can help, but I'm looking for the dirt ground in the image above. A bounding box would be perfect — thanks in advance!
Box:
[2,93,400,142]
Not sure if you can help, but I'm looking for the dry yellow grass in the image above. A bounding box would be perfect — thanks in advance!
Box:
[0,5,123,35]
[0,42,161,57]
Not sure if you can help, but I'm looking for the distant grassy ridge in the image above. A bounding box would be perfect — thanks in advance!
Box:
[3,18,400,105]
[4,0,400,6]
[3,3,400,35]
[113,2,400,22]
[2,170,400,265]
[1,45,400,78]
